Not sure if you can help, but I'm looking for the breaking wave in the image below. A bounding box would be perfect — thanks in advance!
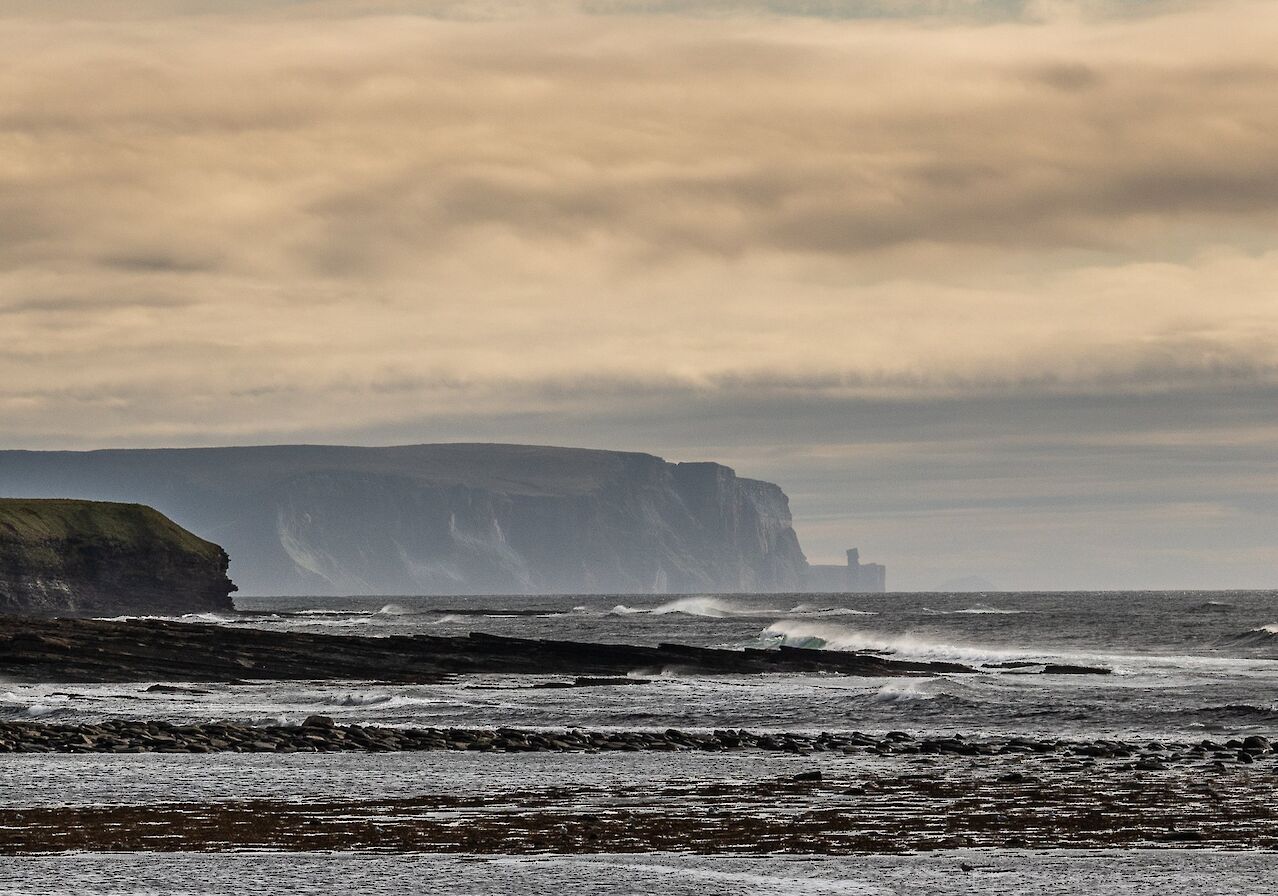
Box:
[179,612,243,624]
[611,596,778,618]
[0,691,69,719]
[427,614,468,625]
[610,597,879,618]
[334,693,395,707]
[921,604,1024,615]
[787,603,877,617]
[867,680,981,711]
[1222,624,1278,648]
[1194,703,1278,719]
[96,612,248,625]
[759,619,1055,665]
[871,679,945,702]
[329,693,451,711]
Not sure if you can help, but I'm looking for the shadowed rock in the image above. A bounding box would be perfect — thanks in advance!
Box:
[0,499,235,617]
[0,616,989,683]
[0,617,1113,683]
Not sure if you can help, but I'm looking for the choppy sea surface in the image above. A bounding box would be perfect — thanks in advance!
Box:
[5,591,1278,739]
[4,591,1278,891]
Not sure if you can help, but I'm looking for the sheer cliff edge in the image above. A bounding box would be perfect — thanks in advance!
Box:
[0,499,236,616]
[0,444,814,596]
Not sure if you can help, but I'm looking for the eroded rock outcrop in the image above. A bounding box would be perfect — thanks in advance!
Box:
[0,617,977,682]
[0,444,809,595]
[0,499,236,616]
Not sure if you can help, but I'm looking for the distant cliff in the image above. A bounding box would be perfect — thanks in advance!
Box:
[0,499,236,616]
[0,445,809,596]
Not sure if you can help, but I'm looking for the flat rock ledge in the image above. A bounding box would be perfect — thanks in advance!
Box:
[0,617,1110,683]
[1,719,1271,766]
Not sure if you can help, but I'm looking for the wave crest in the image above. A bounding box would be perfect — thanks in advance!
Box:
[787,603,877,617]
[871,679,944,702]
[1222,624,1278,648]
[611,596,776,618]
[760,619,1050,666]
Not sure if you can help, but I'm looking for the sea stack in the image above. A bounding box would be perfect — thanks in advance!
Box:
[0,499,236,617]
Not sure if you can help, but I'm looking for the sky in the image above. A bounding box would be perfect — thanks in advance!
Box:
[1,0,1275,589]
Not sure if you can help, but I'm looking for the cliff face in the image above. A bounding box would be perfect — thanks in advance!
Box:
[0,499,236,616]
[0,445,809,596]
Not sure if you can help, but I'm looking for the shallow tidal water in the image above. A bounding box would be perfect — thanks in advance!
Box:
[2,851,1276,895]
[3,591,1277,890]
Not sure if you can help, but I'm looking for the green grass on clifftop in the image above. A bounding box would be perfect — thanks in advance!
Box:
[0,499,221,559]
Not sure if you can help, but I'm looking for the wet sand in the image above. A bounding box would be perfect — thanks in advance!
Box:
[3,760,1276,854]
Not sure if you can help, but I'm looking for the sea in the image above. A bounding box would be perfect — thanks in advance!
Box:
[3,590,1278,893]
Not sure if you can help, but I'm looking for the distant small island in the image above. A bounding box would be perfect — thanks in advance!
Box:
[0,499,236,617]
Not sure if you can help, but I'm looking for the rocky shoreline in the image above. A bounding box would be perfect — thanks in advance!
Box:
[1,718,1271,766]
[0,617,1111,682]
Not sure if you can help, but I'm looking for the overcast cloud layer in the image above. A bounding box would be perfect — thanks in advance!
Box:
[1,0,1275,588]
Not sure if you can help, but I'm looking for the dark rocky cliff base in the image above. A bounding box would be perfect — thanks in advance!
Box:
[0,617,1110,682]
[0,500,235,617]
[0,444,809,595]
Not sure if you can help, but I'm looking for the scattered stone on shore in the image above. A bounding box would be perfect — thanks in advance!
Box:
[0,720,1272,762]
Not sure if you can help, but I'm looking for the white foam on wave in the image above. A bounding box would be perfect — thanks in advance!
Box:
[871,678,945,702]
[787,603,877,617]
[335,693,394,707]
[295,617,378,628]
[760,619,1057,665]
[758,619,1266,676]
[1,691,69,718]
[22,704,63,718]
[97,612,245,624]
[331,693,447,709]
[180,612,242,624]
[921,604,1024,615]
[611,596,778,618]
[1222,623,1278,647]
[376,603,413,616]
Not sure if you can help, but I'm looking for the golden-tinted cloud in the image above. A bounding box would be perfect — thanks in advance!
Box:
[1,1,1276,443]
